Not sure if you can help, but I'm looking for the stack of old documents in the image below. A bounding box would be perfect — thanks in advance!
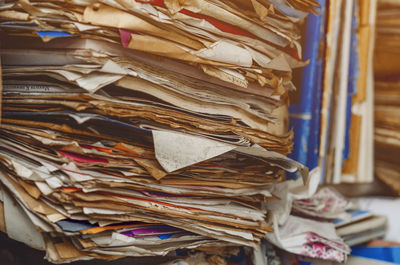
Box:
[0,0,318,263]
[293,187,387,248]
[374,0,400,195]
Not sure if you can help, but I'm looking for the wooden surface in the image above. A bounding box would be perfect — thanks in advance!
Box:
[324,177,398,197]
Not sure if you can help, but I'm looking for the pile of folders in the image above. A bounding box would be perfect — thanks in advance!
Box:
[0,0,318,263]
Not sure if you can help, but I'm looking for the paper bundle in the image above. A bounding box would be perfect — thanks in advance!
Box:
[374,0,400,195]
[0,0,318,263]
[293,187,387,247]
[0,0,320,96]
[268,215,350,263]
[266,184,350,263]
[292,187,351,220]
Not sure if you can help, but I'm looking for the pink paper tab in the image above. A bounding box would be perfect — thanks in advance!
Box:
[58,150,108,164]
[119,29,132,48]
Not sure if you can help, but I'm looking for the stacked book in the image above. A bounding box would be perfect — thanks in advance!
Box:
[287,0,378,184]
[0,0,318,263]
[296,0,377,184]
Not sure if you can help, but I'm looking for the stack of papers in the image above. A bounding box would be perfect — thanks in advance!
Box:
[267,214,350,263]
[374,0,400,195]
[292,187,351,220]
[335,213,387,247]
[0,0,319,94]
[293,187,387,247]
[262,181,350,262]
[0,0,318,263]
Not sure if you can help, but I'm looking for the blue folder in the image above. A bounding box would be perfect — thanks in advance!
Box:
[343,1,360,161]
[289,0,326,171]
